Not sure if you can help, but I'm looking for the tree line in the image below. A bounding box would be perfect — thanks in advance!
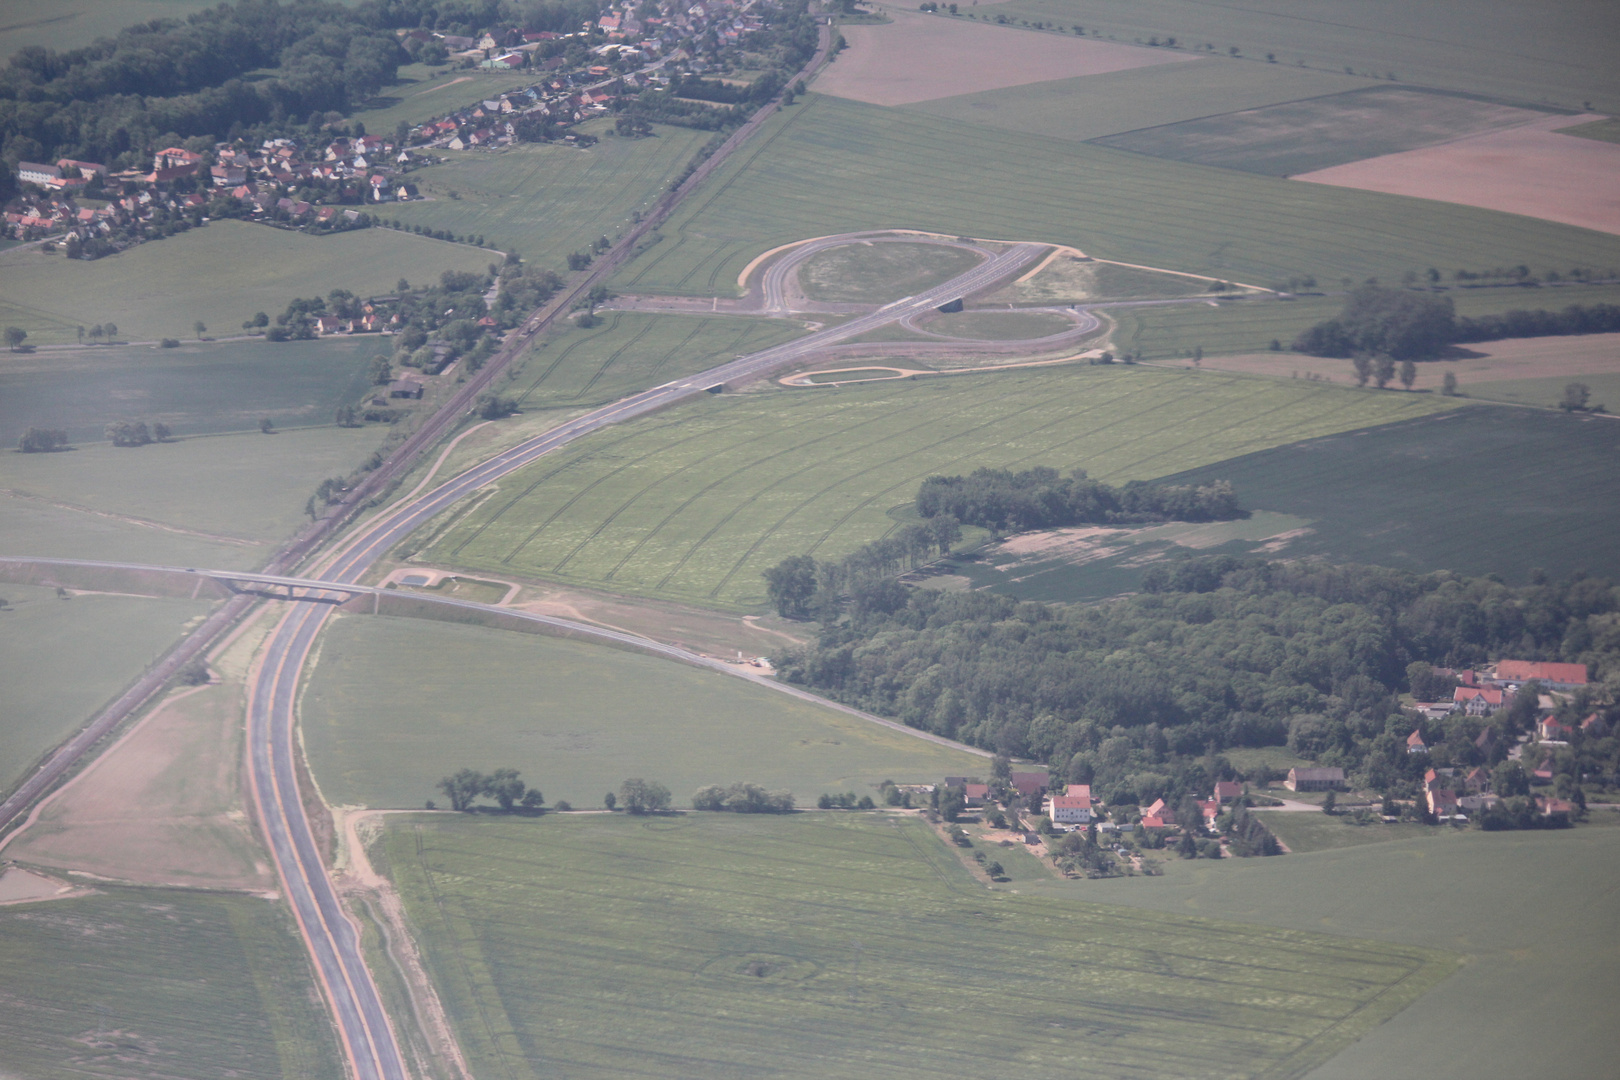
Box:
[916,466,1243,532]
[1292,285,1620,361]
[774,556,1619,805]
[435,767,544,811]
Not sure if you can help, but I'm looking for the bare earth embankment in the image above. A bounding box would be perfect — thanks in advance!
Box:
[814,9,1189,106]
[1295,113,1620,236]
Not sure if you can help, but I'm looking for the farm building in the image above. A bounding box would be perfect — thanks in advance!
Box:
[1493,660,1588,690]
[1454,686,1505,715]
[1048,794,1095,826]
[1212,781,1242,803]
[1008,771,1048,798]
[1406,730,1428,754]
[1285,767,1345,792]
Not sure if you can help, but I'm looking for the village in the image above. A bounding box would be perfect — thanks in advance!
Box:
[913,658,1605,878]
[5,0,776,250]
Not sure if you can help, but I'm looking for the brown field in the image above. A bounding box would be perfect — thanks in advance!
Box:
[1192,331,1620,391]
[1296,113,1620,236]
[813,9,1188,106]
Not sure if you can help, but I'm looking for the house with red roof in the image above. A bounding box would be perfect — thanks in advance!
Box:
[1538,716,1575,742]
[1426,788,1459,816]
[1453,686,1504,716]
[1196,800,1220,826]
[1406,729,1428,754]
[1008,772,1048,798]
[1463,767,1490,793]
[962,783,990,807]
[1212,781,1242,803]
[1493,660,1587,690]
[1049,794,1095,826]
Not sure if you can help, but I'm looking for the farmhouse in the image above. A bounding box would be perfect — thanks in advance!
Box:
[1426,788,1460,816]
[1453,686,1505,716]
[1494,660,1587,690]
[1538,716,1575,741]
[1212,781,1242,803]
[1049,794,1095,826]
[962,783,990,807]
[1285,767,1345,792]
[1406,729,1428,754]
[1008,771,1047,798]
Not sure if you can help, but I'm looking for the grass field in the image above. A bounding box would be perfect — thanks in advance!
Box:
[0,337,385,446]
[1,423,381,549]
[908,59,1376,143]
[0,584,212,796]
[1092,86,1551,176]
[0,0,213,59]
[379,125,712,267]
[1558,116,1620,144]
[614,95,1620,298]
[1035,821,1620,1078]
[0,221,494,346]
[1463,371,1620,409]
[1161,405,1620,582]
[964,0,1620,113]
[422,365,1452,608]
[382,812,1450,1080]
[508,310,806,413]
[922,309,1076,339]
[799,242,982,304]
[300,613,983,810]
[350,65,542,133]
[0,886,340,1079]
[1258,813,1440,854]
[986,257,1222,306]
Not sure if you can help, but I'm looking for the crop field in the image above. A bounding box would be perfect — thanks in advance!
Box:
[0,584,212,797]
[907,58,1375,143]
[965,0,1620,113]
[1161,406,1620,581]
[614,95,1620,298]
[0,221,493,346]
[1091,86,1552,176]
[1035,821,1620,1078]
[422,365,1452,608]
[799,242,982,304]
[1464,371,1620,410]
[350,66,541,133]
[0,337,384,446]
[301,613,982,809]
[0,886,340,1079]
[379,126,712,267]
[1559,116,1620,144]
[509,311,805,413]
[0,0,213,59]
[383,812,1450,1080]
[1,423,380,550]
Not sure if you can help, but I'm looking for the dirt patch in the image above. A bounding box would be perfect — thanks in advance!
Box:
[0,866,89,904]
[1194,331,1620,390]
[814,9,1188,106]
[1,611,276,891]
[1295,113,1620,236]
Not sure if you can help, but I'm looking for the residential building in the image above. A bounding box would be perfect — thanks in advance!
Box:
[962,783,990,807]
[1285,767,1345,792]
[1426,788,1459,816]
[17,161,61,185]
[1406,729,1428,754]
[1539,716,1575,741]
[1009,771,1047,798]
[1212,781,1242,803]
[1049,794,1095,826]
[1494,660,1587,691]
[1454,686,1505,716]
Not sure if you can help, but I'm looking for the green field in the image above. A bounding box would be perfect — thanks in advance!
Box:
[350,65,542,133]
[923,309,1076,339]
[908,59,1376,143]
[423,365,1452,608]
[0,0,213,59]
[509,310,806,413]
[1464,371,1620,410]
[0,221,493,346]
[1035,822,1620,1078]
[1092,86,1553,176]
[0,337,385,446]
[0,585,212,795]
[799,242,982,304]
[1558,116,1620,144]
[0,424,384,567]
[0,885,340,1079]
[615,94,1620,298]
[382,812,1450,1080]
[1257,812,1440,854]
[964,0,1620,113]
[1162,405,1620,581]
[300,613,984,810]
[379,125,712,267]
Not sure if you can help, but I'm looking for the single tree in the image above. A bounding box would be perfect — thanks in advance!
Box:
[763,554,817,619]
[603,791,617,811]
[194,320,207,339]
[3,326,26,351]
[437,769,486,811]
[485,768,527,811]
[89,324,103,343]
[1561,382,1591,412]
[152,422,172,442]
[1192,344,1202,367]
[1321,790,1337,815]
[619,777,671,814]
[520,788,545,810]
[76,325,84,344]
[1442,371,1459,396]
[103,322,116,341]
[1351,353,1372,387]
[1399,359,1417,390]
[260,418,275,434]
[1373,354,1396,389]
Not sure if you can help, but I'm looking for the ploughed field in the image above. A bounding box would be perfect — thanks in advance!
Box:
[384,812,1451,1080]
[420,365,1452,608]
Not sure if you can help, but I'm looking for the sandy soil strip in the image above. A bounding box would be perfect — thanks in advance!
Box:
[815,9,1190,106]
[413,75,472,96]
[1295,113,1620,237]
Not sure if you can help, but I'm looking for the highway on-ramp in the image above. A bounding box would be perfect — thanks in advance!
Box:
[240,239,1044,1080]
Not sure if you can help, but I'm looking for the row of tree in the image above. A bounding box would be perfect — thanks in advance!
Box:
[435,767,543,811]
[693,782,795,813]
[916,466,1243,532]
[1293,285,1620,361]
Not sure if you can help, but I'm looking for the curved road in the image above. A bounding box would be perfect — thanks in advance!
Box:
[241,238,1044,1080]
